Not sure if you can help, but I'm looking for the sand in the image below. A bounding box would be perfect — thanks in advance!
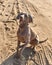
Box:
[0,0,52,65]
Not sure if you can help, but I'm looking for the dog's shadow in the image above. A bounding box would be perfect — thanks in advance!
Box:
[0,47,37,65]
[22,47,35,59]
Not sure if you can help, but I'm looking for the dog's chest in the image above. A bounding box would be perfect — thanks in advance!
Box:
[17,28,28,42]
[17,27,37,42]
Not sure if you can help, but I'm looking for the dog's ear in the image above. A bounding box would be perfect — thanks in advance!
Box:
[16,14,20,19]
[28,15,33,23]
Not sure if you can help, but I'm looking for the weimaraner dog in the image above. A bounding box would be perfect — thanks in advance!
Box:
[16,12,48,57]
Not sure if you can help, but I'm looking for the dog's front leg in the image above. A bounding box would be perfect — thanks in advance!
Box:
[17,40,20,54]
[14,40,20,58]
[20,41,29,55]
[20,28,31,55]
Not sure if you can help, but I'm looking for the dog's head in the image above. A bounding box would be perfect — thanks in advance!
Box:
[16,12,33,25]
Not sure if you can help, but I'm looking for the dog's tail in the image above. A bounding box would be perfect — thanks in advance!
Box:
[39,38,48,43]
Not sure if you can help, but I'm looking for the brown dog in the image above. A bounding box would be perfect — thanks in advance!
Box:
[16,12,48,56]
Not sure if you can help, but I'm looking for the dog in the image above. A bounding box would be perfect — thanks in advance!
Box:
[16,12,48,56]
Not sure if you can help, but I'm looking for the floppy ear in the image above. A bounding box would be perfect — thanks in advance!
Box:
[16,13,20,19]
[28,15,33,23]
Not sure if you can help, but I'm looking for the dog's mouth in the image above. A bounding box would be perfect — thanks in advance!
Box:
[19,23,25,28]
[19,22,28,28]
